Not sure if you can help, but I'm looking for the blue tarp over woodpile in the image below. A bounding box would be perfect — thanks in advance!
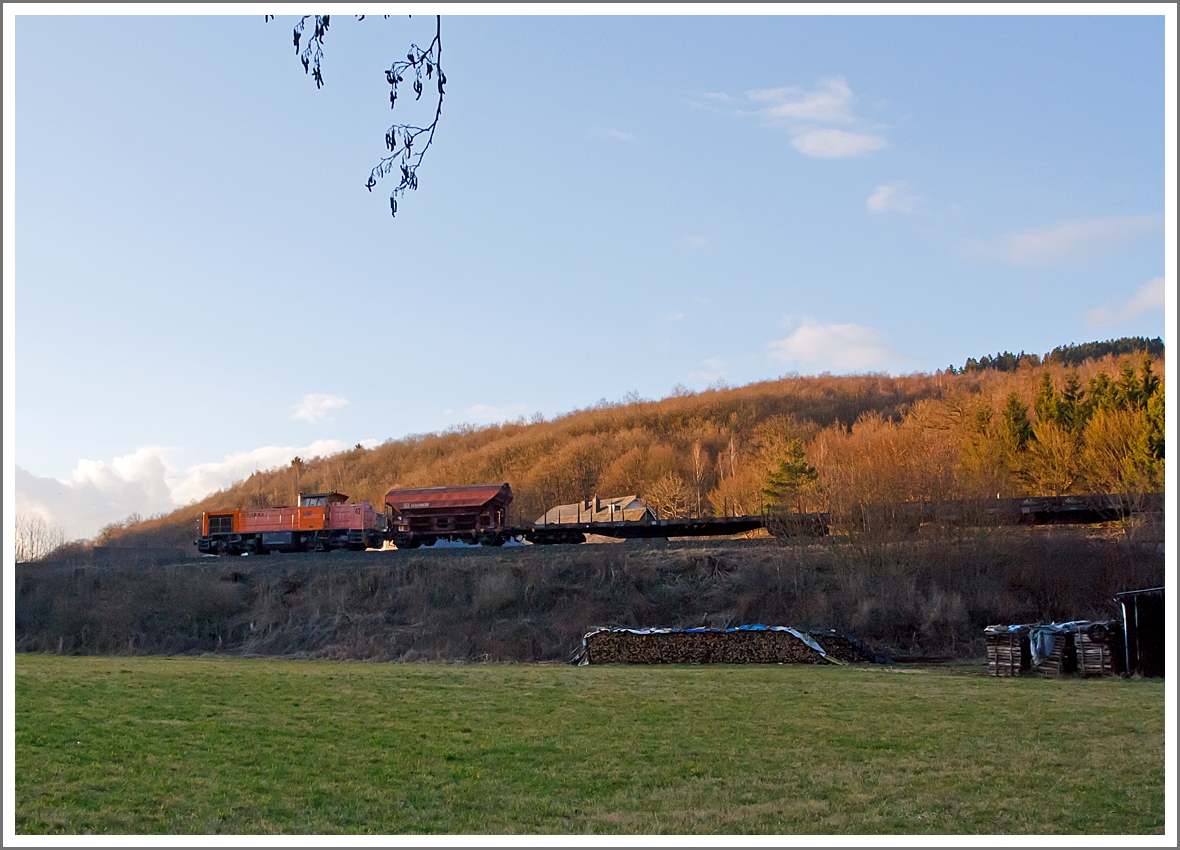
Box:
[575,624,857,665]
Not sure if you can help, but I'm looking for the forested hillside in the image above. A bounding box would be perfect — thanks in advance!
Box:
[98,343,1164,553]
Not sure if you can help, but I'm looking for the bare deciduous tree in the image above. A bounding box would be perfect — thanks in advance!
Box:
[646,473,692,520]
[15,515,67,563]
[691,441,707,518]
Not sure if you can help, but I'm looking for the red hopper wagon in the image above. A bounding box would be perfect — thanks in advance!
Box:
[385,483,515,548]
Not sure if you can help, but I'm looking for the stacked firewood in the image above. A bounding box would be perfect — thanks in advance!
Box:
[581,627,832,665]
[807,629,883,664]
[984,625,1029,677]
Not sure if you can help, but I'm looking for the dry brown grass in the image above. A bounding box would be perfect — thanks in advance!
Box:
[16,526,1163,662]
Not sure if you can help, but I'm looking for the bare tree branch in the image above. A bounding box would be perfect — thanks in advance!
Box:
[268,14,446,218]
[365,15,445,217]
[292,15,331,89]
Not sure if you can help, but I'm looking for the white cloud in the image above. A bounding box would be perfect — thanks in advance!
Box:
[690,358,728,382]
[683,236,707,249]
[465,403,530,423]
[592,127,634,142]
[970,215,1162,267]
[792,129,886,159]
[170,440,349,506]
[292,393,349,424]
[1085,277,1166,327]
[767,317,909,373]
[70,445,174,502]
[749,78,855,124]
[16,439,355,540]
[739,76,886,160]
[867,182,919,214]
[17,452,177,541]
[664,312,684,322]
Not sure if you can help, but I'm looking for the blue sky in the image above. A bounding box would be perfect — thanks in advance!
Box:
[9,10,1172,538]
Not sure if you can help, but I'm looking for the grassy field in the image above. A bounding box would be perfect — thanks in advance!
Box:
[16,654,1164,835]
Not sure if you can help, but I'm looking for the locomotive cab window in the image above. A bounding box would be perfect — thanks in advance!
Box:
[208,514,234,534]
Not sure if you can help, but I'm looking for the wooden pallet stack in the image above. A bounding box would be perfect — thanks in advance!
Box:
[985,625,1029,677]
[1031,622,1114,678]
[581,627,832,665]
[1075,625,1113,678]
[1032,632,1069,678]
[986,621,1113,678]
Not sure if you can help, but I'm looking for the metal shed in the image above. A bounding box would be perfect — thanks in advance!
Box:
[1115,587,1165,678]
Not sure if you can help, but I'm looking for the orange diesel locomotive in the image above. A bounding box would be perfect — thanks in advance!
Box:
[196,492,387,555]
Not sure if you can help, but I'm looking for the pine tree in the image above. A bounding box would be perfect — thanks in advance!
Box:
[761,439,818,515]
[1059,370,1087,434]
[1087,371,1118,414]
[1001,393,1033,450]
[1033,372,1060,427]
[1115,359,1143,410]
[1139,354,1160,402]
[1145,375,1165,463]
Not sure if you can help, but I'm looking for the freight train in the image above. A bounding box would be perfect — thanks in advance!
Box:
[196,483,1153,556]
[195,483,775,555]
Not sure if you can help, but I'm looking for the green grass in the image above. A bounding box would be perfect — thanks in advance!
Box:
[16,655,1164,835]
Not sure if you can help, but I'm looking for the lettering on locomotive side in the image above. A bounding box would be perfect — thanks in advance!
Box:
[407,502,431,508]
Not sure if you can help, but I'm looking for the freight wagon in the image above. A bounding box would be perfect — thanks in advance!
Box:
[196,492,387,555]
[384,483,515,548]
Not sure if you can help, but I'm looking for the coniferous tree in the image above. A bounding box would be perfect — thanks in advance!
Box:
[1033,372,1060,427]
[1059,371,1087,434]
[1146,376,1165,460]
[1139,354,1160,401]
[1087,371,1118,414]
[1116,359,1143,409]
[1001,393,1033,450]
[762,439,819,515]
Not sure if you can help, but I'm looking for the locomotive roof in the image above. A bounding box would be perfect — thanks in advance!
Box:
[384,483,512,510]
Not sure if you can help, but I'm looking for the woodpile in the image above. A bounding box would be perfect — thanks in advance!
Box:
[985,625,1030,677]
[577,626,835,665]
[807,629,885,664]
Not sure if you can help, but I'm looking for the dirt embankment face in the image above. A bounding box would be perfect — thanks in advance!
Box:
[16,529,1163,663]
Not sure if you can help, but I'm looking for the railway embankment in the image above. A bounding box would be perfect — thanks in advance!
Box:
[16,527,1163,663]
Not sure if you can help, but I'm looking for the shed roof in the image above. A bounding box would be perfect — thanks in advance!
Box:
[1114,586,1165,599]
